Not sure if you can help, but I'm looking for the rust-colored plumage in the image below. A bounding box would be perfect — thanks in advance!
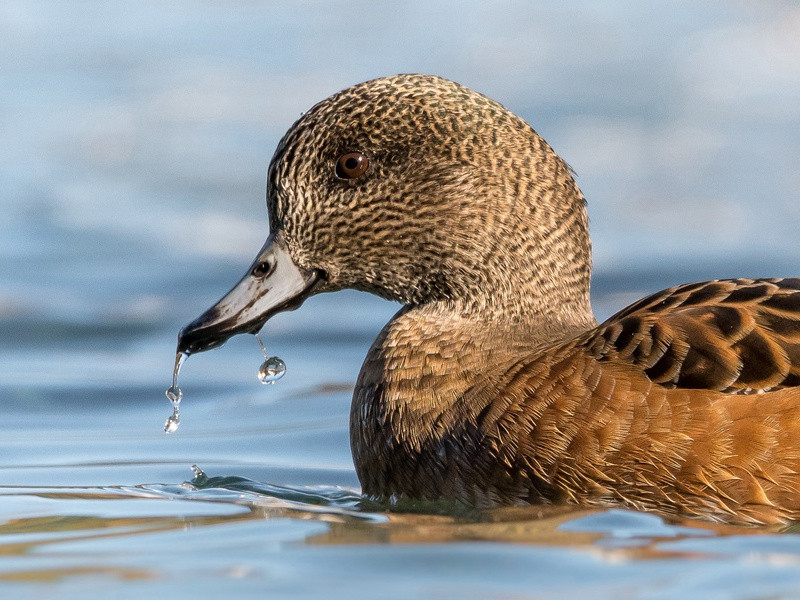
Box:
[492,278,800,525]
[352,278,800,525]
[181,74,800,525]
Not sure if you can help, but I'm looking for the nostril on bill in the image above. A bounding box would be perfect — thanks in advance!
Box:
[252,258,275,278]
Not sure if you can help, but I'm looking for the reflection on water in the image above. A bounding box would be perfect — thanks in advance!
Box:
[3,471,799,592]
[3,394,800,599]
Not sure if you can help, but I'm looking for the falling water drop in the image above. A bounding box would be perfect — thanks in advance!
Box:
[258,356,287,384]
[164,410,180,433]
[164,352,187,433]
[165,385,182,404]
[255,334,287,384]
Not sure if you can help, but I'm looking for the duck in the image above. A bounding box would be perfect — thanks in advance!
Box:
[178,74,800,526]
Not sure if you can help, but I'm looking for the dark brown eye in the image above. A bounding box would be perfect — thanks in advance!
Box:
[335,152,369,179]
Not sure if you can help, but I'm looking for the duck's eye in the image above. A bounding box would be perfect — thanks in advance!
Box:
[252,258,275,279]
[335,152,369,179]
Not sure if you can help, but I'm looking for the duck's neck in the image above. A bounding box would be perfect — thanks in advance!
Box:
[351,294,597,501]
[417,145,595,332]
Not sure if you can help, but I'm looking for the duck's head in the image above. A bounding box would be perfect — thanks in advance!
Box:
[178,74,592,355]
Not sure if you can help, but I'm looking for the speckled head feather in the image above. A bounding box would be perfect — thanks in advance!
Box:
[267,74,592,327]
[179,75,800,526]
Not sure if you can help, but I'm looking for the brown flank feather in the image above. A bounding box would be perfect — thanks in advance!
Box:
[354,279,800,525]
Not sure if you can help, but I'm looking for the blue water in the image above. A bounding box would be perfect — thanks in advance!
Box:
[2,2,800,598]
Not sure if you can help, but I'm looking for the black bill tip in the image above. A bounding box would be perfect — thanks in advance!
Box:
[177,308,245,355]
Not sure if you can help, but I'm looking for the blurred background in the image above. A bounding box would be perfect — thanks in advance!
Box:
[1,1,800,597]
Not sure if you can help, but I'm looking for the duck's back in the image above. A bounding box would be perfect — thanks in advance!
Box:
[353,278,800,525]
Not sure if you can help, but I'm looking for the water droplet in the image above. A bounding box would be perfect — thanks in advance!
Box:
[164,351,187,433]
[255,334,286,384]
[165,385,182,405]
[164,407,180,433]
[258,356,286,384]
[190,464,208,486]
